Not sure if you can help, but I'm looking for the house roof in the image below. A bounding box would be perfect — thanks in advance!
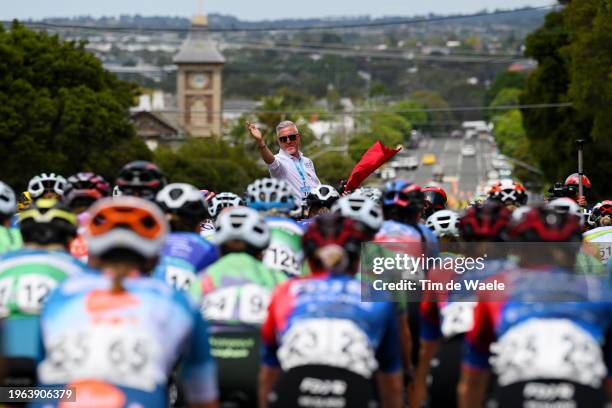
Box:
[173,23,225,64]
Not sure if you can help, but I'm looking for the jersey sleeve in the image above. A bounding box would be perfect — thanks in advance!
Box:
[463,301,497,371]
[375,303,402,373]
[179,303,219,404]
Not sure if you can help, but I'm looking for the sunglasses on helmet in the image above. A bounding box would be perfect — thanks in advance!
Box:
[278,134,298,143]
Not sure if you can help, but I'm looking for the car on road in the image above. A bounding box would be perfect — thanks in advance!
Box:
[391,156,419,170]
[422,153,437,165]
[461,145,476,157]
[381,166,397,180]
[450,130,464,139]
[433,165,444,182]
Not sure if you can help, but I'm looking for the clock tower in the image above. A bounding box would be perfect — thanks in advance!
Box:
[174,10,225,137]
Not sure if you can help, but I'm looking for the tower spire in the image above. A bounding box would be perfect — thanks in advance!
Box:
[192,0,208,26]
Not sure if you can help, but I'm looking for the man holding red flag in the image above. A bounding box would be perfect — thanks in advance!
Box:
[247,120,321,204]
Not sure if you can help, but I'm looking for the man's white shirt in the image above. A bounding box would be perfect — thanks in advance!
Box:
[268,149,321,202]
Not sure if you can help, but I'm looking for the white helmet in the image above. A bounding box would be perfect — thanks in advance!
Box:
[548,197,581,217]
[331,194,383,231]
[156,183,208,220]
[112,185,122,197]
[426,210,459,237]
[306,185,340,207]
[0,181,17,216]
[354,186,382,204]
[245,178,297,212]
[209,192,244,218]
[28,173,66,199]
[512,206,532,222]
[214,206,271,250]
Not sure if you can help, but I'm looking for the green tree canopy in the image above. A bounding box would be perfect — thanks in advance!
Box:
[0,21,151,190]
[521,1,612,200]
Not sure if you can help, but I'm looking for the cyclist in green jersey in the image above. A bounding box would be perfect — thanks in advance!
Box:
[0,181,21,254]
[0,198,86,388]
[201,206,287,407]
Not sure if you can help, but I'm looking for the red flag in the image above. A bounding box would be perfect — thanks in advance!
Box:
[345,140,401,192]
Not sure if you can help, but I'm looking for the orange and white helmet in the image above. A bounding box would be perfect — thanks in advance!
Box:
[86,197,168,259]
[488,179,527,206]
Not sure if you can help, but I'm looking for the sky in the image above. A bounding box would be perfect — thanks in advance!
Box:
[1,0,555,21]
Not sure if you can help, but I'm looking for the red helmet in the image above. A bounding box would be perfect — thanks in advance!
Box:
[564,173,591,189]
[506,204,582,242]
[588,200,612,226]
[302,214,369,273]
[422,186,448,218]
[458,201,512,241]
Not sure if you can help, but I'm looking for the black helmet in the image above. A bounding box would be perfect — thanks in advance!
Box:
[115,161,167,201]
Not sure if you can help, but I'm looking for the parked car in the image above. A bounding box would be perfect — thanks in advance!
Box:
[391,156,419,170]
[422,153,437,165]
[381,167,397,180]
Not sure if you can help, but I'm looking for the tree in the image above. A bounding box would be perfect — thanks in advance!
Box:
[0,22,151,190]
[154,138,266,193]
[313,151,354,187]
[521,1,612,200]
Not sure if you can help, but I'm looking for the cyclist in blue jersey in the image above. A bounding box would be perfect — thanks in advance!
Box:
[153,183,218,299]
[35,196,218,408]
[459,204,612,408]
[415,202,513,408]
[0,181,21,254]
[0,198,85,388]
[260,214,404,408]
[245,178,305,277]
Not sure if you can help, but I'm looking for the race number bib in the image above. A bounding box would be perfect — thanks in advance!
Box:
[597,243,612,263]
[440,302,476,338]
[490,319,606,388]
[263,244,301,276]
[0,274,59,317]
[165,266,197,292]
[202,284,270,325]
[278,318,378,378]
[39,325,161,391]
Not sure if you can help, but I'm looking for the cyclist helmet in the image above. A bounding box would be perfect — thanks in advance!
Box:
[548,197,581,218]
[245,178,297,213]
[28,173,67,199]
[115,161,167,200]
[587,200,612,227]
[156,183,209,221]
[458,200,512,241]
[112,185,122,197]
[302,214,369,273]
[488,179,528,206]
[565,173,591,189]
[63,172,111,210]
[19,198,77,246]
[506,204,582,242]
[511,206,532,222]
[17,191,32,212]
[354,186,382,204]
[306,185,340,210]
[426,209,459,238]
[382,180,424,211]
[86,196,168,259]
[214,206,270,250]
[0,181,17,216]
[208,192,244,219]
[422,186,448,218]
[331,194,383,232]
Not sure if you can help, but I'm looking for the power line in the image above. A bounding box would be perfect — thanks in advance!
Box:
[140,102,572,117]
[2,5,556,34]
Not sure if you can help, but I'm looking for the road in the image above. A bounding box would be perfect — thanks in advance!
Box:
[378,136,497,200]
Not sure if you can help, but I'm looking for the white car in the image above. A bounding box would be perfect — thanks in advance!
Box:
[461,145,476,157]
[381,167,397,180]
[391,156,419,170]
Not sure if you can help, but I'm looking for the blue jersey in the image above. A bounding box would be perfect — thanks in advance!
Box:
[262,273,401,378]
[35,274,218,407]
[464,268,612,388]
[153,232,219,296]
[377,220,440,257]
[0,248,91,361]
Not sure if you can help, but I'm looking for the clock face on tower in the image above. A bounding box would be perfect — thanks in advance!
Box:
[189,73,209,89]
